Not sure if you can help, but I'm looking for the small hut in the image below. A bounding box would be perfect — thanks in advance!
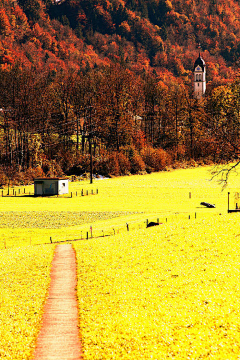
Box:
[34,178,69,196]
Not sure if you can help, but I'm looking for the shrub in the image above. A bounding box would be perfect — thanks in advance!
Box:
[130,153,146,174]
[117,152,131,175]
[124,146,146,174]
[94,150,120,176]
[66,155,90,176]
[141,147,172,171]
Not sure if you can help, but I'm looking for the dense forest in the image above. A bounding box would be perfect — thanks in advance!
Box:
[0,0,240,185]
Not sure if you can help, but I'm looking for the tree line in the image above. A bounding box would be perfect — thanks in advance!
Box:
[0,62,239,185]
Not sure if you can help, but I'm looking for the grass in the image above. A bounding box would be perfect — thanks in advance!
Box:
[1,165,240,358]
[0,245,54,359]
[74,214,240,359]
[0,165,238,248]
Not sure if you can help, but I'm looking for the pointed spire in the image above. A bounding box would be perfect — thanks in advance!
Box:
[198,43,201,57]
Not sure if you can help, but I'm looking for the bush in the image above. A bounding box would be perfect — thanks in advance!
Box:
[117,152,131,175]
[66,155,90,176]
[94,151,120,176]
[130,153,146,174]
[141,147,172,171]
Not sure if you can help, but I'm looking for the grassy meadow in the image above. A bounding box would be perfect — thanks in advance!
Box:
[1,165,240,358]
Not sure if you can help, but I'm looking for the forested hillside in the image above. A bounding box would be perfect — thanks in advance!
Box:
[0,0,240,184]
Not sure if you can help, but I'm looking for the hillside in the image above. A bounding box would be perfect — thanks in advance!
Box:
[1,0,240,84]
[0,0,240,183]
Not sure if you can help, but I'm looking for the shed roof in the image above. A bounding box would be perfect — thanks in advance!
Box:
[34,178,68,181]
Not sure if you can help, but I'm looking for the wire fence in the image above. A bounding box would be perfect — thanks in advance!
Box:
[0,187,98,198]
[0,210,214,250]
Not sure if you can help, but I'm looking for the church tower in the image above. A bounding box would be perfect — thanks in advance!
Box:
[193,53,206,100]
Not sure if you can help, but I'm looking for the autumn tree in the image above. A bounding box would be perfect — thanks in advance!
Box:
[96,64,139,152]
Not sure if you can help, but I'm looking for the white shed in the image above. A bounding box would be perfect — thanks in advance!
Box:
[34,178,69,196]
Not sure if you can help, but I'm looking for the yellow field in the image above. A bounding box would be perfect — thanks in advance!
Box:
[0,245,54,359]
[0,165,239,248]
[75,218,240,359]
[1,165,240,359]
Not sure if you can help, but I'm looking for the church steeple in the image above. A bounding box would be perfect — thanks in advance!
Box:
[193,46,206,99]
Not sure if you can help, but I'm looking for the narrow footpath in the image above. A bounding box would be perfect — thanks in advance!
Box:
[32,243,82,360]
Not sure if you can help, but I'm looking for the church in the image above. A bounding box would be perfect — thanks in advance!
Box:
[193,53,206,99]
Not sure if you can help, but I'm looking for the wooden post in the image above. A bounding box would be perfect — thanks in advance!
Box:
[96,188,98,194]
[228,192,230,213]
[86,232,88,240]
[50,237,52,243]
[86,190,88,196]
[18,189,20,194]
[81,189,83,196]
[71,192,72,198]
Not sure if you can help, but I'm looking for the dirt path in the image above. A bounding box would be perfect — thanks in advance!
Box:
[32,243,82,360]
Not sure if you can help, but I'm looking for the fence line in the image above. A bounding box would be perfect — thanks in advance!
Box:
[1,188,98,198]
[0,210,208,250]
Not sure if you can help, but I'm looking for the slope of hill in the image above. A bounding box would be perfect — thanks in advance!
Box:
[0,0,240,84]
[0,0,240,183]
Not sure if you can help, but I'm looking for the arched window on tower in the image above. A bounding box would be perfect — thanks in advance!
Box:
[199,74,202,81]
[196,74,198,81]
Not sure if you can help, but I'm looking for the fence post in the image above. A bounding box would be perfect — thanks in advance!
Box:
[81,189,83,196]
[126,223,129,231]
[50,237,52,243]
[86,232,88,240]
[96,188,98,194]
[86,190,88,196]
